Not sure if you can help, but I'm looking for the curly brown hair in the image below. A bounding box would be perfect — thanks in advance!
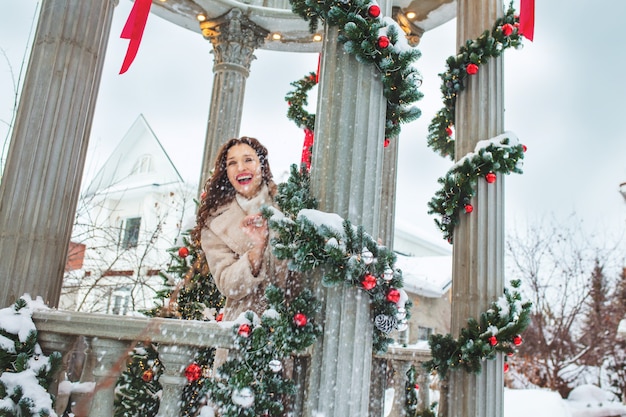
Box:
[191,137,277,244]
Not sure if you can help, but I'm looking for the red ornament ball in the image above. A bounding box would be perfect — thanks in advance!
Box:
[368,4,381,18]
[178,247,189,258]
[466,63,479,75]
[294,313,308,327]
[386,288,401,304]
[464,204,473,214]
[501,23,514,36]
[216,312,223,322]
[384,138,390,148]
[238,323,252,337]
[504,362,510,373]
[142,369,154,382]
[488,335,498,346]
[485,172,497,183]
[185,363,202,382]
[522,144,527,152]
[513,335,523,346]
[414,383,419,390]
[361,273,377,290]
[445,126,453,137]
[377,35,390,49]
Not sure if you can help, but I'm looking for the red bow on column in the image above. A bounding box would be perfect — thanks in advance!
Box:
[119,0,152,74]
[518,0,535,41]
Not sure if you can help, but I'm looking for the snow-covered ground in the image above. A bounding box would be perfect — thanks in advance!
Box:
[506,385,626,417]
[383,385,626,417]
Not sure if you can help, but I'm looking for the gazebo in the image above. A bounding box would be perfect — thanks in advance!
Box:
[0,0,517,415]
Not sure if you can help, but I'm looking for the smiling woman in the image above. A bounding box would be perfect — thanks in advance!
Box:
[191,136,301,368]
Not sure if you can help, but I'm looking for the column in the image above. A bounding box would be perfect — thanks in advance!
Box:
[156,344,199,416]
[0,0,117,308]
[304,14,387,414]
[370,141,398,415]
[447,1,505,416]
[197,9,268,187]
[88,337,131,417]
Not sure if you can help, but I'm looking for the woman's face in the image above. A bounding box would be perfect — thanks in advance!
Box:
[226,143,264,199]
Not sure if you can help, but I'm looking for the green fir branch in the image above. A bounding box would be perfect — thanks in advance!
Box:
[427,133,525,242]
[287,0,423,142]
[423,279,531,379]
[427,2,526,159]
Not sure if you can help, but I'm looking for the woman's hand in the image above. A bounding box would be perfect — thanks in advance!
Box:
[241,214,268,276]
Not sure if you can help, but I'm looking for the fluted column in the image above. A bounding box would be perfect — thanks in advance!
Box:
[0,0,116,308]
[447,1,505,417]
[198,9,268,187]
[304,14,386,414]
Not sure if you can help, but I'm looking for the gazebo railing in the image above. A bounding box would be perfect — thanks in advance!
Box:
[32,310,433,417]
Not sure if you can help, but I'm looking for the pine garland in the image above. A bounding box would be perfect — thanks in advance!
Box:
[204,285,322,416]
[427,133,525,242]
[287,0,423,141]
[427,2,526,160]
[267,164,412,353]
[285,72,317,132]
[0,297,61,417]
[423,279,531,379]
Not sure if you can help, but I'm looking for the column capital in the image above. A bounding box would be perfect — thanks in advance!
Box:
[200,8,268,73]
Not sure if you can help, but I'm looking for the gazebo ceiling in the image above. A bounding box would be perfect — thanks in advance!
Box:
[147,0,456,52]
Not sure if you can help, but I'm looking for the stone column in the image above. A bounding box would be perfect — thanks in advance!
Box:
[304,15,386,415]
[197,9,268,187]
[156,344,199,417]
[88,337,131,417]
[0,0,117,308]
[447,1,505,416]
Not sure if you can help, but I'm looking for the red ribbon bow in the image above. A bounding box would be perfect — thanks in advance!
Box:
[518,0,535,41]
[119,0,152,74]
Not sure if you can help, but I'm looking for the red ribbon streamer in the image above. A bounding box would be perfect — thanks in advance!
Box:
[302,128,314,170]
[119,0,153,74]
[518,0,535,41]
[315,53,321,83]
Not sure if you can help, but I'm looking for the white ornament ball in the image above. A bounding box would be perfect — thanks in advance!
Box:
[397,320,408,332]
[383,267,394,281]
[269,359,283,373]
[232,387,255,408]
[361,248,374,265]
[396,307,406,320]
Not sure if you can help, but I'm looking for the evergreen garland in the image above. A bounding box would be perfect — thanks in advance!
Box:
[422,279,531,379]
[204,285,322,416]
[0,297,61,417]
[267,164,412,353]
[285,72,317,132]
[427,2,526,160]
[427,133,525,242]
[287,0,423,141]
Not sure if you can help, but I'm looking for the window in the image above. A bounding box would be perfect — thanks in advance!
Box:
[122,217,141,248]
[111,287,131,315]
[131,154,152,174]
[417,326,433,342]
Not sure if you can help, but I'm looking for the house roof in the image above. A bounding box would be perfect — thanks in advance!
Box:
[84,114,183,196]
[395,254,452,298]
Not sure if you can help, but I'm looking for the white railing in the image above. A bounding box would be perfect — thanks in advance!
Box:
[33,310,433,417]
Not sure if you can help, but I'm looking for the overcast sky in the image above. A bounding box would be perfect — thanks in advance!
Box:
[2,0,626,251]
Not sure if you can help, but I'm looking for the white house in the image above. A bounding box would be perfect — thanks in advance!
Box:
[61,114,197,314]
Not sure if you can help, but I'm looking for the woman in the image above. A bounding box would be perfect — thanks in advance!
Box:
[192,136,294,324]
